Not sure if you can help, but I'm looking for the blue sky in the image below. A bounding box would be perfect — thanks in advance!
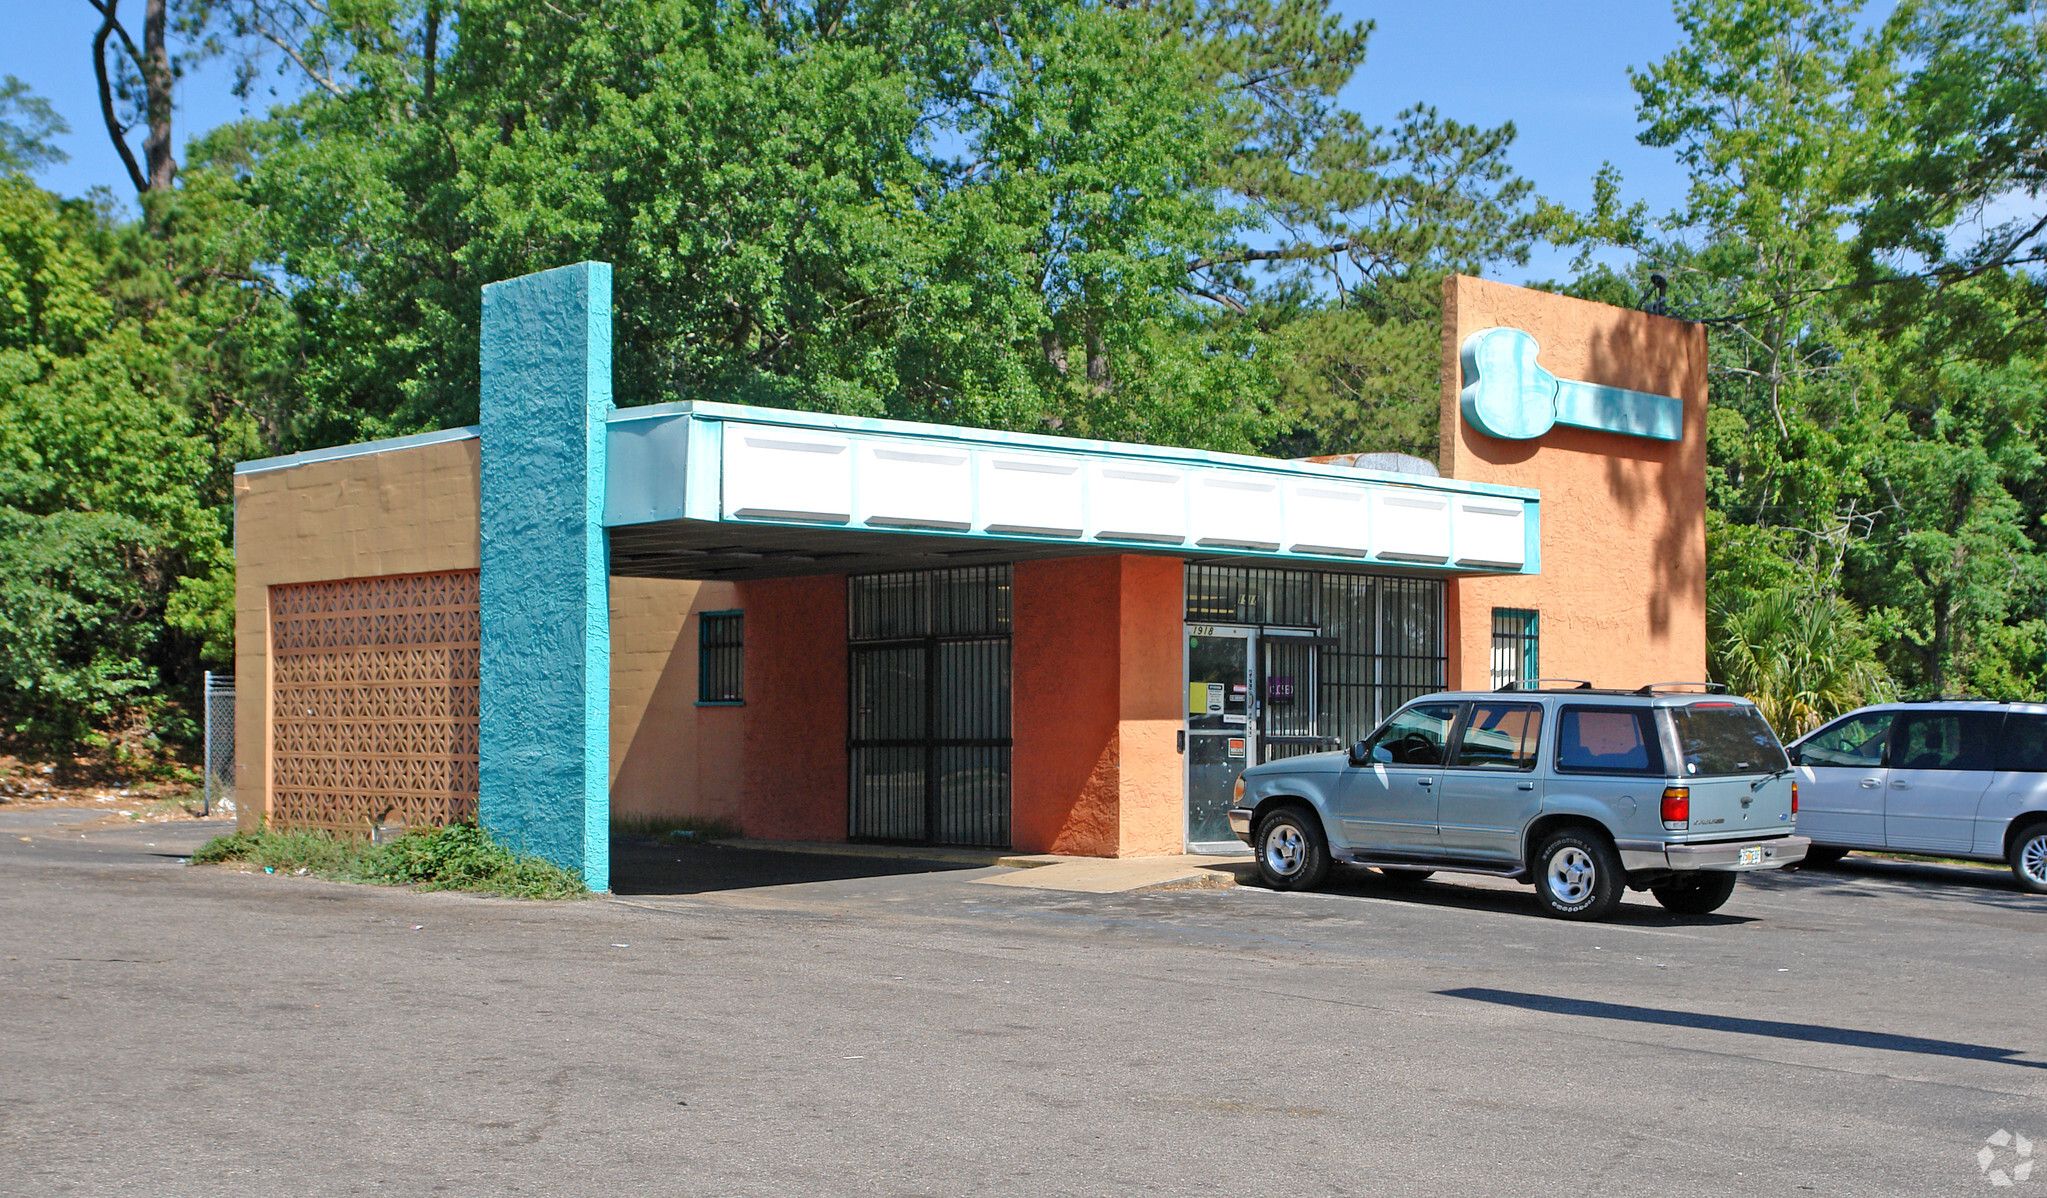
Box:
[4,1,1699,282]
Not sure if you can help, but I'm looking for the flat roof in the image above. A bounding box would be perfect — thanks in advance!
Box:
[230,402,1544,581]
[604,402,1541,580]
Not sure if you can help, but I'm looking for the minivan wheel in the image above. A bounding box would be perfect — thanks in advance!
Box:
[2010,823,2047,895]
[1255,807,1330,892]
[1650,871,1738,915]
[1533,828,1624,920]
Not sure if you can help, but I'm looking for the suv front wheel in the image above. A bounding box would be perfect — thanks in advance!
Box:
[1255,806,1330,892]
[1533,828,1624,921]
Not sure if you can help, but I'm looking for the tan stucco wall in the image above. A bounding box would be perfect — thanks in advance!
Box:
[232,437,485,831]
[1438,275,1708,690]
[609,577,744,826]
[235,434,749,835]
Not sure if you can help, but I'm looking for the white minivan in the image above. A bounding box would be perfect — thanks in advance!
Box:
[1789,701,2047,892]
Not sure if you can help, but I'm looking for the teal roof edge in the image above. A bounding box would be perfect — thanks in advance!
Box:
[233,426,482,476]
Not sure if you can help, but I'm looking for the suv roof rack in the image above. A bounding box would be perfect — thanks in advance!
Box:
[1634,681,1731,696]
[1902,695,2009,704]
[1495,678,1594,693]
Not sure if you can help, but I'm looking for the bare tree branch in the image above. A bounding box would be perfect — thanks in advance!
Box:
[255,25,344,96]
[89,0,149,194]
[1185,242,1355,273]
[1178,283,1248,313]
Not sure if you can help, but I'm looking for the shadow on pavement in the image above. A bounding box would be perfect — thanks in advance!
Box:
[610,839,984,896]
[1301,863,1756,926]
[1755,853,2044,911]
[1441,987,2047,1070]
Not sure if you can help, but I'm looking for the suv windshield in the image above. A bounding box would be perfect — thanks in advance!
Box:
[1665,703,1788,777]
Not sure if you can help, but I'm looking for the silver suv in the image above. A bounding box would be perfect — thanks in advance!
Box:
[1789,701,2047,892]
[1227,682,1808,920]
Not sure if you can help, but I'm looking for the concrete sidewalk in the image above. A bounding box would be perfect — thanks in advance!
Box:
[976,852,1252,893]
[711,838,1254,893]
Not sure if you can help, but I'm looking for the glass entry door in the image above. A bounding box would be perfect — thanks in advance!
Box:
[1185,625,1255,851]
[1186,624,1331,851]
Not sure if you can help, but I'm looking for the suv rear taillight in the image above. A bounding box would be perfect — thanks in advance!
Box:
[1662,786,1690,829]
[1791,780,1798,815]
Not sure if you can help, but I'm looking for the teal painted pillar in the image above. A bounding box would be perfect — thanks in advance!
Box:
[478,261,612,891]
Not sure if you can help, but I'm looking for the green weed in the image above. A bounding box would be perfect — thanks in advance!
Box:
[189,822,587,899]
[355,822,587,899]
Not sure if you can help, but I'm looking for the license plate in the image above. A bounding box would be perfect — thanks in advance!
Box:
[1738,846,1765,866]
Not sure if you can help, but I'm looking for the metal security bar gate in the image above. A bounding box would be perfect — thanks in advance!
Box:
[1185,564,1446,752]
[848,566,1012,847]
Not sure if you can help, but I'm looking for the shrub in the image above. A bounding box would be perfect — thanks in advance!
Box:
[356,822,586,900]
[188,821,586,899]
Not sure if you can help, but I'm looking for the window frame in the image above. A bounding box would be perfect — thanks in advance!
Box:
[696,609,745,705]
[1489,608,1539,690]
[1887,708,2003,773]
[1995,711,2047,773]
[1357,701,1462,768]
[1552,704,1667,777]
[1797,709,1896,769]
[1450,701,1544,773]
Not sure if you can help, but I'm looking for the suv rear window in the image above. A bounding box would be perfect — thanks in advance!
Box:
[1666,703,1788,777]
[1555,707,1664,775]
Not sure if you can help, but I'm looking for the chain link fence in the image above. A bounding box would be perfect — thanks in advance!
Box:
[202,671,235,818]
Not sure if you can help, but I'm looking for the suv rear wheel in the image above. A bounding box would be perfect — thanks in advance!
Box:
[1650,871,1738,915]
[1255,806,1330,892]
[1533,828,1624,920]
[2009,821,2047,895]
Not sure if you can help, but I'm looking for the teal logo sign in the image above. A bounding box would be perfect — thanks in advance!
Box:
[1459,327,1683,443]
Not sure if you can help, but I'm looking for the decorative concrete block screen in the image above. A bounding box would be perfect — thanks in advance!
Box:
[269,570,482,834]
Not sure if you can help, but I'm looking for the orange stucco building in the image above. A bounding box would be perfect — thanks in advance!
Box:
[231,264,1707,886]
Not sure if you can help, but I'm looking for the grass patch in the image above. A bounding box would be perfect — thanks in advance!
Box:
[190,822,587,899]
[611,813,741,843]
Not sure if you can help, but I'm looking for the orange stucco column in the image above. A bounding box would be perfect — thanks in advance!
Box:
[737,575,847,841]
[1012,555,1184,856]
[1438,275,1708,689]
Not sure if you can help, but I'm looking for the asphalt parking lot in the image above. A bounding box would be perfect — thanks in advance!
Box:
[3,809,2043,1197]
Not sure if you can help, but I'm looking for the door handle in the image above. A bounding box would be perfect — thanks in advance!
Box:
[1176,730,1186,754]
[1891,781,1912,790]
[1859,778,1881,788]
[1417,777,1435,787]
[1517,782,1536,791]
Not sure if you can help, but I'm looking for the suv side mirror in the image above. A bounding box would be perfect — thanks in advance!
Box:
[1785,746,1801,766]
[1348,741,1371,768]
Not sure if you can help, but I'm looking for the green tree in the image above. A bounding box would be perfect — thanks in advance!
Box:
[0,170,276,746]
[183,0,1538,460]
[1554,0,2047,699]
[0,76,70,175]
[1711,584,1893,735]
[1858,0,2047,284]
